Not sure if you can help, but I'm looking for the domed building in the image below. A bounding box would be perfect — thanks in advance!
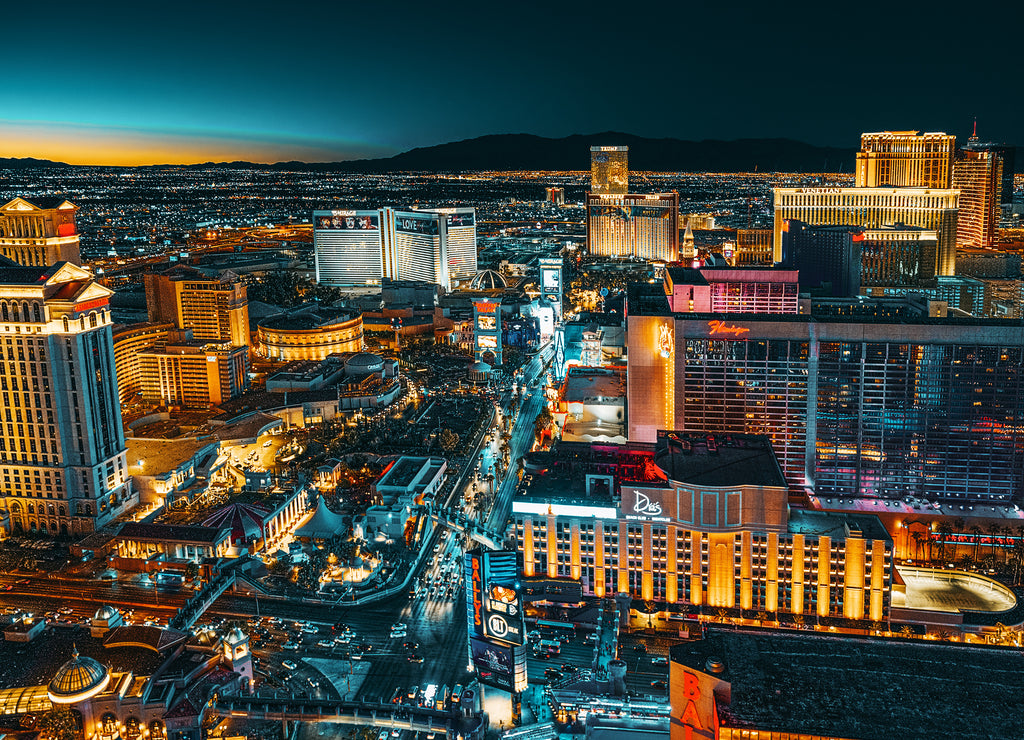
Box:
[344,352,385,377]
[257,308,363,361]
[48,648,110,704]
[90,605,124,637]
[468,269,507,292]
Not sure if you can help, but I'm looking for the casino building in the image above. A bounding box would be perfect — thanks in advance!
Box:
[256,309,363,361]
[626,283,1024,502]
[313,207,477,290]
[772,186,958,274]
[587,192,680,262]
[512,433,892,622]
[0,197,81,267]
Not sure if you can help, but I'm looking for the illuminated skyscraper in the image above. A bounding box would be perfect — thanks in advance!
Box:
[314,207,475,291]
[545,187,565,206]
[626,283,1024,502]
[314,209,393,287]
[733,228,773,266]
[587,192,680,261]
[773,187,958,276]
[419,207,478,284]
[855,131,956,188]
[590,146,629,195]
[0,259,134,538]
[953,148,1004,249]
[144,265,250,347]
[0,197,81,267]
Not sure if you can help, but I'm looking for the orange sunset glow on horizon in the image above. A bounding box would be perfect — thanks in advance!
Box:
[1,121,382,166]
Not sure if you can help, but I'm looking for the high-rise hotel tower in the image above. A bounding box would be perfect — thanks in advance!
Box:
[953,148,1004,249]
[0,197,81,267]
[590,146,629,195]
[855,131,956,189]
[314,207,476,290]
[773,187,959,275]
[587,192,680,261]
[0,258,134,538]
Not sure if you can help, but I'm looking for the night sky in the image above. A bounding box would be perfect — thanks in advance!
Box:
[3,0,1019,165]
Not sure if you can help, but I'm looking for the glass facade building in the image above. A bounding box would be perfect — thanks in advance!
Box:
[590,146,629,195]
[627,296,1024,502]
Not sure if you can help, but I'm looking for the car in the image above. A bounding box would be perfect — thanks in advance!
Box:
[651,656,669,666]
[407,654,424,663]
[632,644,647,653]
[282,660,297,670]
[651,680,667,690]
[359,643,373,652]
[390,730,400,738]
[0,585,12,591]
[282,642,298,650]
[403,641,419,651]
[317,639,333,648]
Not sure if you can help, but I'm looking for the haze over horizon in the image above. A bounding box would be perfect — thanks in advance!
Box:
[3,0,1020,166]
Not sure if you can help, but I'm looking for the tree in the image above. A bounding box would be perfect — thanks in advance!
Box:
[935,521,953,563]
[439,428,460,454]
[39,708,79,740]
[970,525,983,561]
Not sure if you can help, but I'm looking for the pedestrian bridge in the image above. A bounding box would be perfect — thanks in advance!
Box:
[428,509,504,550]
[213,694,485,738]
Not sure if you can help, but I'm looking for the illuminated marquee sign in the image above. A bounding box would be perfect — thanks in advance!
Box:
[659,322,674,359]
[675,671,716,740]
[624,488,671,522]
[73,298,110,314]
[707,320,749,337]
[470,555,484,636]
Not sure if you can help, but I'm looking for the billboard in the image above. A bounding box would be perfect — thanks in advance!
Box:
[314,212,379,230]
[541,269,560,290]
[465,549,527,690]
[470,638,528,693]
[447,211,475,227]
[477,314,497,331]
[395,213,440,235]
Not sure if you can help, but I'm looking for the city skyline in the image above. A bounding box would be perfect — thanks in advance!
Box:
[3,0,1021,165]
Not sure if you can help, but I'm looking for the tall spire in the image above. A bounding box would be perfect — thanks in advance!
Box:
[969,117,979,144]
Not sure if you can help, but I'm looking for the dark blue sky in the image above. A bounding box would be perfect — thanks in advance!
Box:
[4,0,1019,164]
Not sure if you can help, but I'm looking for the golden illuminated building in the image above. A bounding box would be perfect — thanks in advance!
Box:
[513,433,891,622]
[855,130,956,189]
[772,186,959,275]
[0,197,81,267]
[112,322,174,403]
[136,341,248,408]
[144,265,250,346]
[590,146,629,195]
[0,259,135,538]
[953,148,1004,249]
[257,309,363,361]
[587,192,680,261]
[733,228,772,266]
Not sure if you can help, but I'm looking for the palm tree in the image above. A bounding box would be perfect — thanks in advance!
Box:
[970,525,983,561]
[952,517,966,560]
[936,521,954,563]
[987,523,1003,566]
[912,531,925,561]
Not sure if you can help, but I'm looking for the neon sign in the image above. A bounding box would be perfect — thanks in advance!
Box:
[471,556,483,634]
[658,322,674,358]
[708,320,749,337]
[633,491,663,516]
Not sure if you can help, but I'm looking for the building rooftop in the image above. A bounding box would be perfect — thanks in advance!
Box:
[786,508,890,543]
[117,522,229,544]
[564,366,625,403]
[652,431,788,489]
[126,438,217,477]
[671,628,1024,740]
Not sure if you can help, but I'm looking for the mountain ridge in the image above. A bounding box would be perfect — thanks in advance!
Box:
[1,132,857,173]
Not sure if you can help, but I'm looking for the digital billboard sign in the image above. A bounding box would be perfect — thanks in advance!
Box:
[395,213,440,235]
[447,211,475,227]
[315,212,379,230]
[470,638,528,693]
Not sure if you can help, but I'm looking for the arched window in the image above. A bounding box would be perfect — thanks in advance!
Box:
[26,504,34,515]
[89,312,98,328]
[98,714,119,740]
[59,505,67,517]
[10,502,20,513]
[1,303,8,321]
[47,504,55,515]
[63,317,69,333]
[33,303,42,323]
[149,721,165,740]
